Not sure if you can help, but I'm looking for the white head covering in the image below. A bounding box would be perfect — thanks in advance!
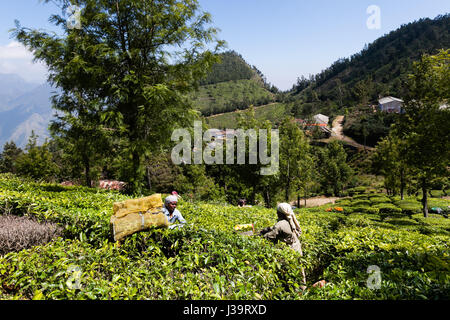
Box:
[277,203,302,237]
[164,195,178,207]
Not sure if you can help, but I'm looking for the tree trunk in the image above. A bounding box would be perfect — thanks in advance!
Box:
[297,194,300,208]
[131,150,142,194]
[265,189,271,208]
[304,187,307,207]
[146,165,152,191]
[400,168,405,200]
[421,177,428,218]
[285,161,290,202]
[83,155,91,188]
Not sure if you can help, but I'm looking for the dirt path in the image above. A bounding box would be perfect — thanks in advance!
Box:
[291,196,342,208]
[320,115,375,151]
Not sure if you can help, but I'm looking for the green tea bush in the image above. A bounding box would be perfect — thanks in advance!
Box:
[1,174,449,300]
[369,196,392,205]
[335,199,351,206]
[374,203,402,214]
[351,200,371,207]
[347,187,367,196]
[394,200,422,215]
[430,190,444,198]
[351,206,380,215]
[352,194,369,200]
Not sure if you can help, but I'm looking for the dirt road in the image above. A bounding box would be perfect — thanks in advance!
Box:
[319,115,374,151]
[291,196,341,208]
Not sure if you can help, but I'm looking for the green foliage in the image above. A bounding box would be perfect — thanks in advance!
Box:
[199,51,257,86]
[191,79,274,116]
[351,200,371,207]
[278,117,314,202]
[206,103,288,129]
[393,49,450,216]
[289,15,450,114]
[316,141,353,196]
[12,0,224,194]
[0,141,23,174]
[15,132,59,182]
[346,186,368,196]
[343,111,398,147]
[393,200,422,215]
[0,174,449,300]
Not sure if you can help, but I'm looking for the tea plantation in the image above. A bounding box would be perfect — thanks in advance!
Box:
[0,173,448,300]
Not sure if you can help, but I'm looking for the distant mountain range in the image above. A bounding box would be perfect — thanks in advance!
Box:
[0,74,55,150]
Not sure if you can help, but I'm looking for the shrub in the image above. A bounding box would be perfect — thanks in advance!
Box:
[0,214,62,255]
[368,193,388,198]
[352,194,369,200]
[347,187,367,196]
[369,196,392,204]
[335,199,351,206]
[374,203,402,214]
[429,190,444,198]
[394,200,422,215]
[351,206,380,215]
[351,200,371,207]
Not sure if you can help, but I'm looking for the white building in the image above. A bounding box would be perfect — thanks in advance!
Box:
[313,114,329,125]
[378,96,404,113]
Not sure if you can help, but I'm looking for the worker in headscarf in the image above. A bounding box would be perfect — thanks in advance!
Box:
[260,203,307,286]
[163,195,186,229]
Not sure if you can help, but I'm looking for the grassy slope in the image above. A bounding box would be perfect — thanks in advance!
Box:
[189,79,275,116]
[206,103,288,129]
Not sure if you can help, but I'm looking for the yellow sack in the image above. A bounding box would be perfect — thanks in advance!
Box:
[110,194,169,242]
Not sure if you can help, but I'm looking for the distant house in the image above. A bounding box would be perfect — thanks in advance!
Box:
[378,96,404,113]
[313,114,329,125]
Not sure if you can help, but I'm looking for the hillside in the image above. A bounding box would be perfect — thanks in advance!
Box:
[206,103,289,129]
[289,14,450,118]
[190,51,277,116]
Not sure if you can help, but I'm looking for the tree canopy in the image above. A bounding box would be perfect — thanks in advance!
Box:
[13,0,224,193]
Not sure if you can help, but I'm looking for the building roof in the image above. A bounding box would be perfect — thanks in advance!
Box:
[378,96,404,105]
[313,114,329,124]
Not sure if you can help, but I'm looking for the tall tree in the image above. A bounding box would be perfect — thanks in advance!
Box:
[278,117,313,203]
[318,140,353,196]
[0,141,23,174]
[49,103,113,187]
[372,133,411,199]
[394,49,450,217]
[13,0,223,193]
[15,132,59,181]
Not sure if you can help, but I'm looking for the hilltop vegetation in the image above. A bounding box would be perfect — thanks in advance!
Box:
[288,14,450,118]
[206,103,288,129]
[199,51,258,86]
[189,51,278,116]
[190,79,275,116]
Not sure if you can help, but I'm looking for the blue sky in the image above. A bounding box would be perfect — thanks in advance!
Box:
[0,0,449,90]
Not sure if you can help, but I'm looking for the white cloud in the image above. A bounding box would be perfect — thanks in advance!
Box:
[0,41,48,84]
